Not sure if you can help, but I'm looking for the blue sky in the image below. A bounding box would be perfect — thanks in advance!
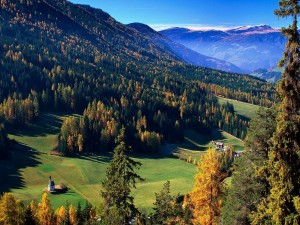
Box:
[70,0,292,30]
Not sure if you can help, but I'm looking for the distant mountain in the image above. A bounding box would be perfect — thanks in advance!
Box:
[160,25,286,74]
[127,23,244,73]
[251,68,282,83]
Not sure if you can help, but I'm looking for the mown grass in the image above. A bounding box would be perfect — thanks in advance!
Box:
[218,97,261,120]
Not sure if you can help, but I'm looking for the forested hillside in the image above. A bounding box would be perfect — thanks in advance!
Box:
[0,0,275,155]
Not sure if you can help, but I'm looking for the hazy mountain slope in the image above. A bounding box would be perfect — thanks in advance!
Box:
[128,23,245,73]
[160,25,286,74]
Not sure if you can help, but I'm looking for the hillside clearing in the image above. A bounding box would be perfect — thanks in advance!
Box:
[218,97,262,120]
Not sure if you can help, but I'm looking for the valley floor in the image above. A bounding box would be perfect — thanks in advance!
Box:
[1,111,244,212]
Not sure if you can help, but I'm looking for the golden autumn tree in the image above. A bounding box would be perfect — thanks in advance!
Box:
[55,205,66,225]
[38,193,54,225]
[69,204,77,225]
[0,193,19,225]
[189,149,226,225]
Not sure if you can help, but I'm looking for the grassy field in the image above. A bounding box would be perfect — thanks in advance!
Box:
[7,112,74,153]
[0,149,195,212]
[218,97,261,120]
[2,112,243,213]
[2,112,196,213]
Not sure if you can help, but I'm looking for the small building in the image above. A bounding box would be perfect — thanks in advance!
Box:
[211,141,224,150]
[48,176,55,192]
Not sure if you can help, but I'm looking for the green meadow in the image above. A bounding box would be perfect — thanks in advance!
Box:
[2,112,196,213]
[2,112,244,213]
[218,97,261,120]
[1,150,195,213]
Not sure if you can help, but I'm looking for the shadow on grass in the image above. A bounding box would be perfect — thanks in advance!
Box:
[129,152,179,160]
[176,129,226,152]
[75,152,112,164]
[6,112,67,137]
[0,143,41,194]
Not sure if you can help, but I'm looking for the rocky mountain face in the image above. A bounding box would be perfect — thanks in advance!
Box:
[128,23,245,73]
[160,25,286,74]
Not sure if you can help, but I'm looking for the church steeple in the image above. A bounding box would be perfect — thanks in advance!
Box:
[48,175,55,192]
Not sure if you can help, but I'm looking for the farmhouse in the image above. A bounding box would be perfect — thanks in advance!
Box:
[211,141,224,150]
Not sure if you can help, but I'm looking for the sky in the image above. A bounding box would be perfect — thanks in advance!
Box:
[69,0,292,31]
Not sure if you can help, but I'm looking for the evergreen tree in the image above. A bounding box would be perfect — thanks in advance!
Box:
[81,200,92,223]
[24,204,37,225]
[221,107,277,225]
[76,202,83,225]
[152,180,176,224]
[101,127,144,224]
[251,1,300,224]
[245,106,278,158]
[221,152,266,225]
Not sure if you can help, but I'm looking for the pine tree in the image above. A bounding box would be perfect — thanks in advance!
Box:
[76,202,82,225]
[101,127,144,224]
[221,107,277,225]
[25,205,37,225]
[153,180,176,224]
[189,149,226,225]
[251,1,300,224]
[221,152,266,225]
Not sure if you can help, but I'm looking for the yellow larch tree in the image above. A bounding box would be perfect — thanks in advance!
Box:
[37,193,53,225]
[189,149,226,225]
[69,204,77,225]
[55,205,66,225]
[0,193,19,225]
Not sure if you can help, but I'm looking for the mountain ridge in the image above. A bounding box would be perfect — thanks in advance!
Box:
[160,25,286,75]
[127,22,245,73]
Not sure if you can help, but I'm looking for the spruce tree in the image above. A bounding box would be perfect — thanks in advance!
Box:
[252,1,300,224]
[101,127,144,224]
[221,107,277,225]
[153,180,176,224]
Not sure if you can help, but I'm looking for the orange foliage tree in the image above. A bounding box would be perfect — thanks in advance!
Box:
[189,149,226,225]
[38,193,54,225]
